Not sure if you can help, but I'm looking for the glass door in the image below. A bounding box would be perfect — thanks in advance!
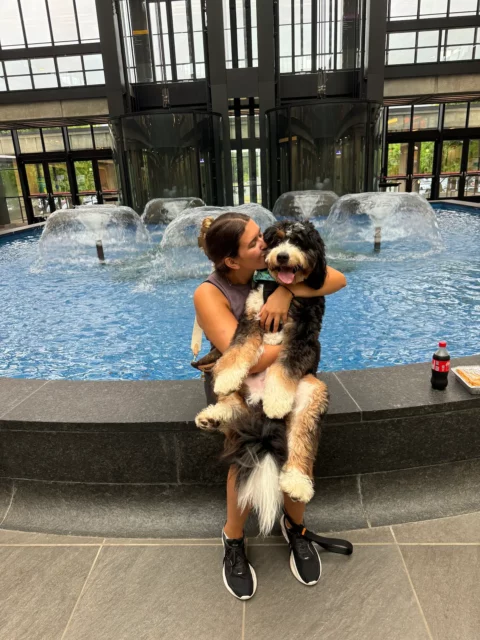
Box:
[411,140,435,199]
[24,162,50,218]
[97,159,119,204]
[74,160,98,205]
[386,142,409,192]
[439,140,463,198]
[47,162,72,210]
[464,139,480,197]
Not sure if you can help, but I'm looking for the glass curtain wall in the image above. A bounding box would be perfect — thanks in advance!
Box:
[384,101,480,200]
[223,0,258,68]
[119,0,207,83]
[277,0,363,74]
[111,112,224,213]
[266,101,382,207]
[229,98,261,204]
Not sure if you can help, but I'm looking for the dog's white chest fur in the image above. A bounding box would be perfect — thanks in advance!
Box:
[246,285,284,347]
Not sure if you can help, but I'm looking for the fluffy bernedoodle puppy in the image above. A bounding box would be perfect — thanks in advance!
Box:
[195,220,330,535]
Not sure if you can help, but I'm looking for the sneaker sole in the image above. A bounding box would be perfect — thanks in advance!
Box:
[280,515,322,586]
[222,535,258,600]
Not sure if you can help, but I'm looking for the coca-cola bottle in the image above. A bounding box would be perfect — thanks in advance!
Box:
[431,341,450,390]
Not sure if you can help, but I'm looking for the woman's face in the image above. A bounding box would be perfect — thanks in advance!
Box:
[235,219,268,271]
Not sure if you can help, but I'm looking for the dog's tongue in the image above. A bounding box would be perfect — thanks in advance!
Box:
[278,268,295,284]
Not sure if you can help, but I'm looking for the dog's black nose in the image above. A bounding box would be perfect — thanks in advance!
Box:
[277,252,289,264]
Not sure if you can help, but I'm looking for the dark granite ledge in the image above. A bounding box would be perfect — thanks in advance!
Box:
[0,354,479,434]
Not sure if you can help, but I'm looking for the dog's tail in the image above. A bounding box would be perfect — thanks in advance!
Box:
[222,410,287,536]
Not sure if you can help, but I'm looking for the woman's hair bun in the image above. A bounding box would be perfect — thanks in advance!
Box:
[198,216,215,250]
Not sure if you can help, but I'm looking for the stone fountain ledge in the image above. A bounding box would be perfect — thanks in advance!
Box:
[1,355,480,538]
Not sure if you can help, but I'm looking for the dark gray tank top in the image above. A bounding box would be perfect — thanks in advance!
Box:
[205,271,252,320]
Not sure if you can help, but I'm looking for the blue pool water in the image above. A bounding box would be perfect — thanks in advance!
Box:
[1,204,479,380]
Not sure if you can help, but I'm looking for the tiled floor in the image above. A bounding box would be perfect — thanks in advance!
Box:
[1,512,479,640]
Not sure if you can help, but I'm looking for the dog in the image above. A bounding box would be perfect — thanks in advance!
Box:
[195,220,330,534]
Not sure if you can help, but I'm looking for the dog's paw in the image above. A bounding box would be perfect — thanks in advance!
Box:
[262,387,295,419]
[195,406,222,431]
[214,369,246,396]
[279,467,314,503]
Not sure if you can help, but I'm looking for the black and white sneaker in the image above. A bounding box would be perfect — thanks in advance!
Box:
[222,529,257,600]
[280,512,321,586]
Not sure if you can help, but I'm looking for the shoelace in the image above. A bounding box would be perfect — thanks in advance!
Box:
[226,541,249,576]
[289,530,313,559]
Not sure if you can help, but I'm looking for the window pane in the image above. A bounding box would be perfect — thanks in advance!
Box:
[25,163,47,194]
[74,159,96,192]
[20,0,52,46]
[388,106,412,132]
[48,0,78,44]
[68,125,93,150]
[18,129,43,153]
[444,44,473,61]
[5,59,29,76]
[420,0,447,18]
[412,104,439,130]
[42,127,64,152]
[389,0,418,19]
[8,76,33,90]
[92,124,111,149]
[57,56,82,72]
[174,32,190,65]
[98,159,118,193]
[439,175,459,197]
[172,0,188,32]
[33,73,58,88]
[0,130,15,155]
[449,0,477,15]
[418,30,439,47]
[441,140,463,172]
[413,141,435,174]
[465,175,480,195]
[389,32,416,49]
[467,139,480,171]
[416,47,438,63]
[412,177,432,198]
[468,102,480,127]
[0,157,21,197]
[447,28,475,45]
[444,103,468,128]
[83,54,103,70]
[0,0,25,49]
[85,70,104,84]
[49,162,70,193]
[60,71,84,87]
[30,58,55,74]
[387,142,409,176]
[75,0,100,42]
[388,49,415,64]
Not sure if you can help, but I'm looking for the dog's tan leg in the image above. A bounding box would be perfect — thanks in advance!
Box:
[262,360,299,419]
[213,288,265,396]
[195,391,249,432]
[279,375,329,503]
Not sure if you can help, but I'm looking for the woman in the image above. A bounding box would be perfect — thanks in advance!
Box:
[194,212,347,600]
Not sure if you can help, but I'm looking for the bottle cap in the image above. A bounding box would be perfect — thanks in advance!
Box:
[439,341,447,348]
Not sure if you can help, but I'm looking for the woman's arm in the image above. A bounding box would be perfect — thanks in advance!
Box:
[194,283,283,374]
[258,266,347,330]
[288,266,347,298]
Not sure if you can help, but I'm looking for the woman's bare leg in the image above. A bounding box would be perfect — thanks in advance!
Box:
[224,464,251,538]
[283,493,306,526]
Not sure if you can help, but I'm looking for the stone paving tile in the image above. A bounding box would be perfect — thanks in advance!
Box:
[361,458,480,526]
[0,546,99,640]
[401,546,480,640]
[62,546,242,640]
[244,545,430,640]
[393,511,480,544]
[0,528,103,545]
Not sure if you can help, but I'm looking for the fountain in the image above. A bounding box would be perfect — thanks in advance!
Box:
[273,190,339,220]
[39,206,151,263]
[141,197,205,225]
[322,192,444,258]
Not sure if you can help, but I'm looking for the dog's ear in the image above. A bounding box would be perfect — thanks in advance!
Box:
[263,224,280,246]
[304,231,327,290]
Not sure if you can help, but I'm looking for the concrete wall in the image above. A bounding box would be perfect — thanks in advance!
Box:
[384,74,480,98]
[0,98,109,123]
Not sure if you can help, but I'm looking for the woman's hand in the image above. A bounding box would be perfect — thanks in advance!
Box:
[259,286,293,333]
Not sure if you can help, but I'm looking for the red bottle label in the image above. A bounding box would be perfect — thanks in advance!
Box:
[432,359,450,373]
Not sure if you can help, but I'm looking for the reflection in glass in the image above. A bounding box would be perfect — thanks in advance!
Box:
[387,106,411,132]
[111,112,224,212]
[266,101,382,202]
[441,140,463,173]
[444,103,468,128]
[412,104,439,130]
[387,142,408,176]
[439,175,460,197]
[98,159,118,202]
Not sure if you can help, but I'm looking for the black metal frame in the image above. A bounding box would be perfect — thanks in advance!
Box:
[229,97,259,204]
